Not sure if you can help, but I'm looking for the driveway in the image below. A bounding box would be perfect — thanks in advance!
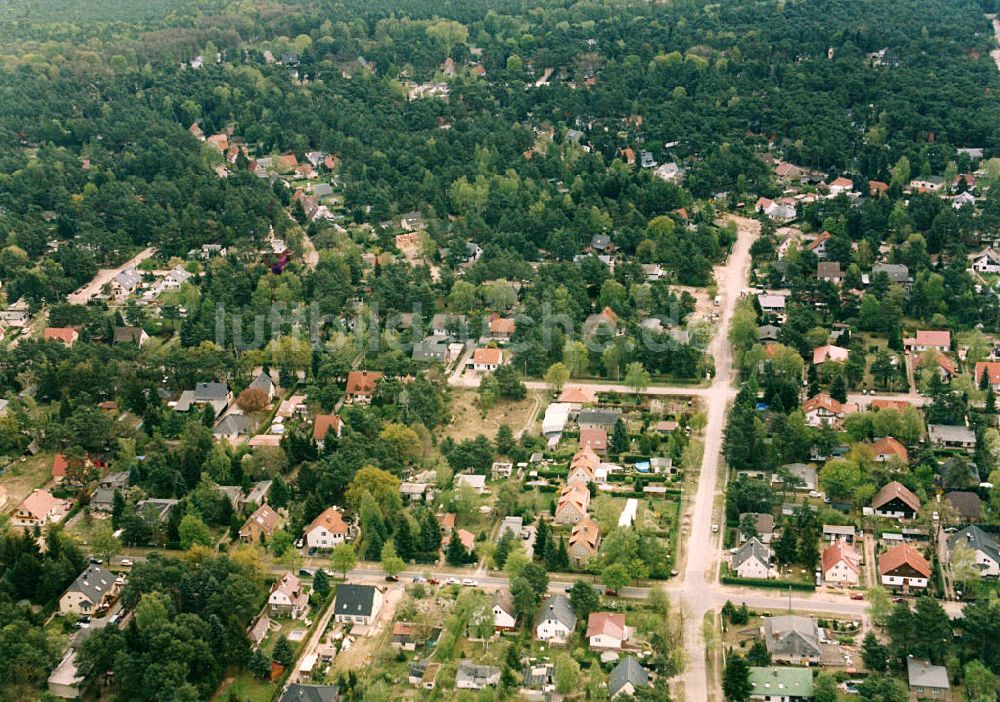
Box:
[67,247,156,305]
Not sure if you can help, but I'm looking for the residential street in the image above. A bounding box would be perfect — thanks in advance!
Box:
[67,247,157,305]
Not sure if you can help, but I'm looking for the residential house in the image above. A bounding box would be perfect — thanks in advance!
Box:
[559,386,599,405]
[812,345,849,365]
[975,361,1000,391]
[268,572,309,619]
[430,313,468,337]
[872,263,910,284]
[11,489,70,530]
[828,176,854,195]
[579,427,608,452]
[945,491,982,522]
[160,265,193,292]
[492,589,517,630]
[758,325,781,344]
[733,537,771,579]
[555,484,591,525]
[59,566,119,615]
[879,543,931,591]
[928,424,976,451]
[739,513,775,544]
[774,463,818,492]
[569,517,602,567]
[437,513,456,534]
[808,231,831,258]
[455,660,500,690]
[304,508,350,550]
[762,615,822,664]
[802,393,853,428]
[113,326,149,346]
[498,516,523,541]
[392,622,418,651]
[312,415,343,447]
[521,661,555,694]
[910,176,944,192]
[816,261,842,283]
[239,503,283,543]
[577,408,621,431]
[587,612,631,651]
[48,649,84,700]
[277,395,308,419]
[748,667,813,702]
[758,293,787,317]
[345,370,382,403]
[872,436,909,463]
[400,211,426,232]
[279,684,342,702]
[948,526,999,577]
[43,327,79,346]
[248,371,276,401]
[412,336,449,363]
[822,539,861,586]
[970,247,1000,274]
[89,487,116,512]
[492,462,514,480]
[822,525,856,543]
[568,447,600,485]
[489,316,517,340]
[214,413,253,442]
[654,162,682,182]
[872,481,920,519]
[907,658,951,700]
[173,382,231,418]
[535,594,576,644]
[903,330,951,354]
[400,482,433,503]
[333,584,383,626]
[609,657,649,699]
[110,268,142,300]
[0,297,30,327]
[469,347,504,373]
[455,473,487,493]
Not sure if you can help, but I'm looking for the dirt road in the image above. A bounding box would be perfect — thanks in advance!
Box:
[67,247,156,304]
[671,215,759,702]
[990,14,1000,70]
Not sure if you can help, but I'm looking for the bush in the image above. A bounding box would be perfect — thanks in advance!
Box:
[721,576,816,591]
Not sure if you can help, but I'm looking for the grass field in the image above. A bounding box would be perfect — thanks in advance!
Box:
[0,453,54,516]
[443,390,540,442]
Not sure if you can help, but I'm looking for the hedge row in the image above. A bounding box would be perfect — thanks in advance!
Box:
[721,576,816,591]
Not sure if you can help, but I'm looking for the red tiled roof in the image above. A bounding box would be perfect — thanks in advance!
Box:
[52,453,68,478]
[802,392,843,415]
[305,507,348,536]
[878,542,931,578]
[570,518,601,552]
[473,348,503,365]
[975,361,1000,387]
[579,428,607,451]
[822,539,860,574]
[872,436,909,462]
[43,327,77,345]
[587,612,626,640]
[346,371,382,397]
[559,386,598,404]
[313,414,342,442]
[872,480,920,512]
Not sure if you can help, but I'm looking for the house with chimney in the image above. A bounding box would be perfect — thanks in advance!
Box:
[345,371,382,403]
[879,543,931,592]
[268,572,310,619]
[871,481,920,520]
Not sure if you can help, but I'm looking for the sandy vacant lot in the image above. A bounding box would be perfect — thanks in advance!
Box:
[443,389,541,442]
[0,454,54,516]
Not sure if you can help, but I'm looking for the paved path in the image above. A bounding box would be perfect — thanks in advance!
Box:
[67,247,156,304]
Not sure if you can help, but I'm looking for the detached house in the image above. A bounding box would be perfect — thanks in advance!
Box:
[812,345,849,365]
[469,347,504,373]
[239,503,283,543]
[609,657,650,699]
[879,543,931,591]
[733,537,771,579]
[43,327,79,347]
[333,584,383,626]
[587,612,631,651]
[304,507,350,550]
[970,247,1000,274]
[59,566,120,615]
[802,393,853,428]
[907,658,951,701]
[492,589,517,630]
[535,594,576,644]
[822,539,861,586]
[345,371,382,403]
[555,484,591,525]
[975,361,1000,391]
[268,572,309,619]
[312,415,343,447]
[11,489,70,530]
[871,481,920,519]
[928,424,976,451]
[948,526,1000,577]
[903,330,950,354]
[173,382,231,418]
[872,436,909,463]
[568,517,602,567]
[762,615,822,664]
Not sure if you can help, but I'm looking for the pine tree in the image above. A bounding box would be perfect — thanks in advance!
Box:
[393,515,415,561]
[446,530,468,566]
[986,386,997,415]
[201,403,216,427]
[861,632,888,672]
[111,490,126,530]
[722,654,753,702]
[534,516,550,561]
[611,418,629,454]
[419,509,442,557]
[248,648,271,678]
[555,536,569,570]
[495,529,515,569]
[313,569,331,597]
[269,476,290,509]
[272,636,294,666]
[830,373,848,403]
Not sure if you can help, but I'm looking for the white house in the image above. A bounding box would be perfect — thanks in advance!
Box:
[733,538,771,579]
[587,612,631,651]
[304,507,350,550]
[59,566,120,615]
[970,247,1000,274]
[948,526,1000,577]
[822,539,861,586]
[535,594,576,643]
[469,347,504,372]
[333,584,384,626]
[268,572,309,619]
[879,543,931,592]
[492,589,517,630]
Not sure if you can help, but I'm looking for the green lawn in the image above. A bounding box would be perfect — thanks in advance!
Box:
[215,672,275,702]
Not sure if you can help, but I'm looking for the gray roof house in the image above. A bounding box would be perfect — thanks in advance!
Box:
[758,325,781,343]
[412,336,449,363]
[248,371,276,398]
[577,409,621,431]
[907,658,949,698]
[609,656,649,698]
[590,233,611,251]
[928,424,977,450]
[311,183,334,198]
[535,594,576,642]
[213,413,254,441]
[775,463,818,491]
[173,382,231,418]
[762,615,822,663]
[455,660,501,690]
[280,684,341,702]
[948,525,1000,577]
[872,263,910,284]
[732,537,771,579]
[89,487,116,512]
[100,471,129,490]
[60,565,117,614]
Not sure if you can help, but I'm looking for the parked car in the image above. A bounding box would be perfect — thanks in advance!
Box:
[298,568,314,577]
[445,577,460,585]
[604,588,619,596]
[427,577,440,585]
[119,558,133,567]
[462,578,478,587]
[850,593,864,600]
[74,617,91,629]
[385,575,399,582]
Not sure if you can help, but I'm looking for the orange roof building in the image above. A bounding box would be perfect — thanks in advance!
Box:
[313,414,343,443]
[345,371,382,402]
[872,436,909,463]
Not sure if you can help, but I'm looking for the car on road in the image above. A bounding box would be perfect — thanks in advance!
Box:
[109,613,122,626]
[385,575,399,582]
[462,578,479,587]
[445,577,460,585]
[119,558,133,567]
[74,617,91,629]
[412,576,427,583]
[427,577,440,585]
[298,568,314,578]
[850,593,864,600]
[90,558,103,565]
[711,524,719,533]
[604,588,619,596]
